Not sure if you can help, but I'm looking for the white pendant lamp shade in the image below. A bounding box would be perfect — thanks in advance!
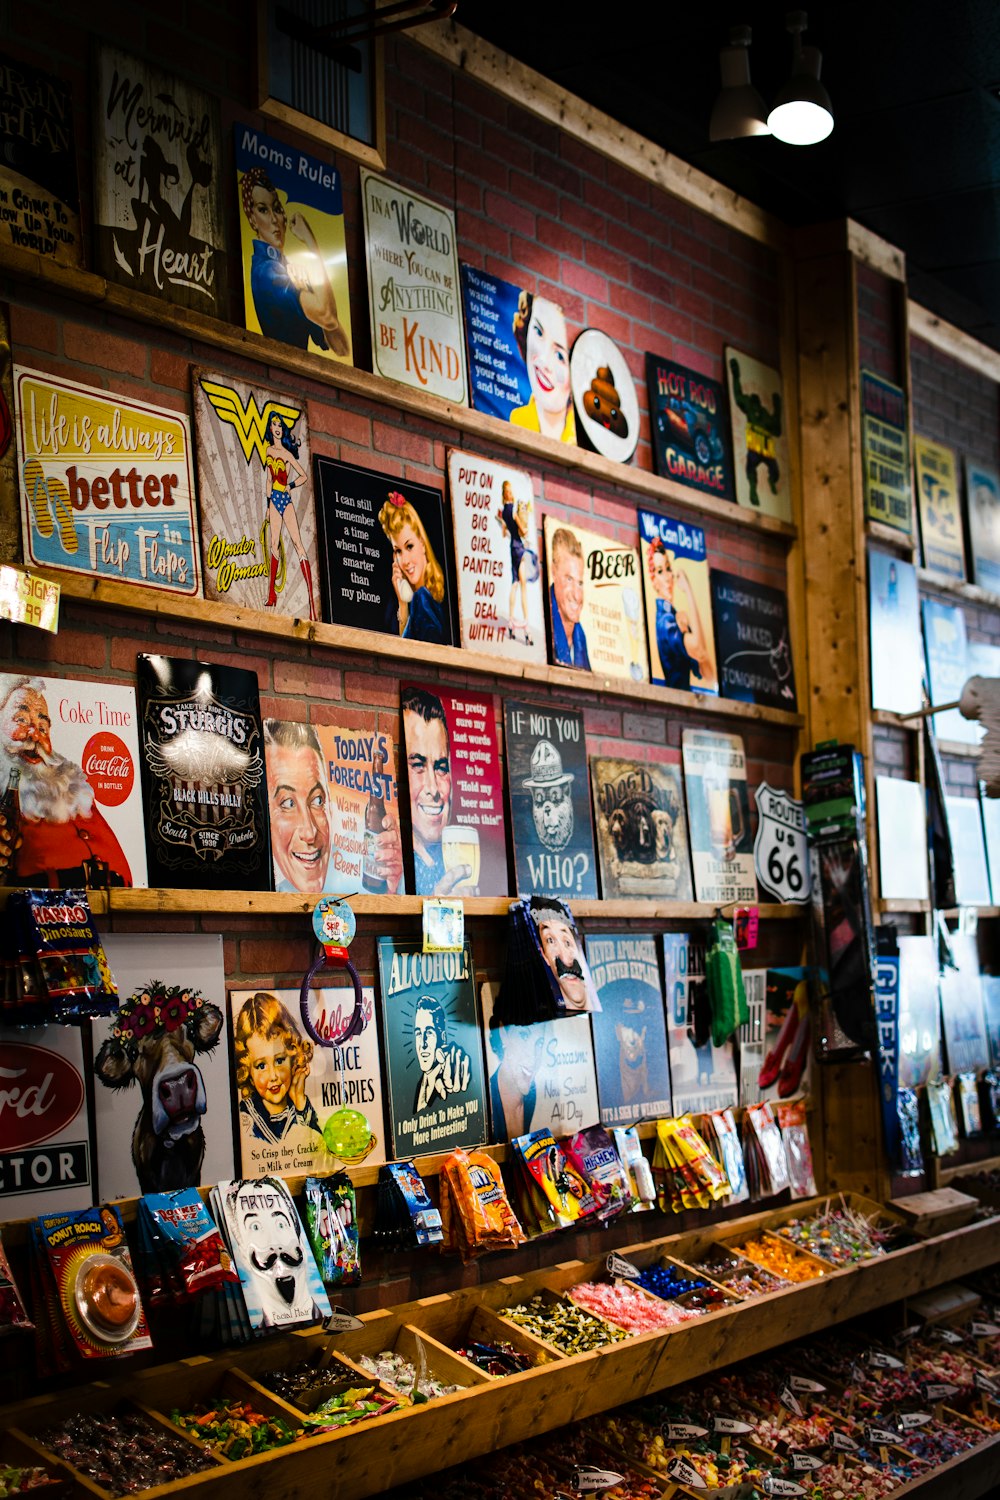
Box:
[710,27,771,141]
[768,16,834,146]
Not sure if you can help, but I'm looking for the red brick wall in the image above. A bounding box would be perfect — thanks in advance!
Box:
[0,11,800,1314]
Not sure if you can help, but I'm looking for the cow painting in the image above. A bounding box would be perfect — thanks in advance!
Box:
[94,982,224,1193]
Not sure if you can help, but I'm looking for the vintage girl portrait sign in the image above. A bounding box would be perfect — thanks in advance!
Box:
[93,47,226,315]
[194,370,320,620]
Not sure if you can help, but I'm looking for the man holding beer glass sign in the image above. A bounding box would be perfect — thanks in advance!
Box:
[402,686,480,896]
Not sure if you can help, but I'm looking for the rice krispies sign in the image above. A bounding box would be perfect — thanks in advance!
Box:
[0,671,147,888]
[361,171,467,403]
[14,366,200,596]
[0,1024,93,1220]
[230,986,385,1179]
[447,449,546,663]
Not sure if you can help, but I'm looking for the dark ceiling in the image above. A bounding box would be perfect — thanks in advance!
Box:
[454,0,1000,353]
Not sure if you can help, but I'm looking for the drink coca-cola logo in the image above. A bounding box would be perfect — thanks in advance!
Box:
[83,731,134,807]
[0,1043,84,1149]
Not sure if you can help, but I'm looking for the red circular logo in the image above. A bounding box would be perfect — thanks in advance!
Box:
[82,732,134,807]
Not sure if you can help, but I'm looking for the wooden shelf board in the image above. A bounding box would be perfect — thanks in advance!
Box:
[936,739,981,759]
[917,566,991,605]
[877,897,932,913]
[867,521,918,555]
[69,887,803,921]
[941,906,1000,919]
[46,570,805,731]
[0,241,795,543]
[892,1436,1000,1499]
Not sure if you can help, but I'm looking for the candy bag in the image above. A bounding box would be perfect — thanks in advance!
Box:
[439,1149,525,1260]
[563,1126,632,1222]
[774,1099,817,1198]
[305,1174,361,1285]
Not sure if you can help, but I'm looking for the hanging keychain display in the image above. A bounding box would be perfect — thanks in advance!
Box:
[298,897,377,1164]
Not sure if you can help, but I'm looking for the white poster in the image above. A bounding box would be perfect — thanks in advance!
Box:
[875,777,929,901]
[481,981,599,1142]
[361,170,467,403]
[92,934,234,1200]
[0,1024,93,1221]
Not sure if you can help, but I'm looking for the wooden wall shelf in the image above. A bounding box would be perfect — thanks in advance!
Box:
[2,1200,997,1500]
[0,242,796,542]
[44,571,806,729]
[75,887,802,921]
[867,521,918,555]
[917,567,1000,611]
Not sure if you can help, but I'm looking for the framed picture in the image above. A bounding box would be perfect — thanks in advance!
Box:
[725,347,791,521]
[590,754,692,901]
[361,171,466,404]
[860,370,911,533]
[447,448,545,662]
[0,52,80,266]
[914,434,965,580]
[543,516,647,681]
[637,508,718,694]
[481,981,599,1143]
[710,570,796,710]
[93,46,226,316]
[645,353,732,500]
[965,459,1000,593]
[504,698,598,900]
[681,728,756,906]
[314,457,455,646]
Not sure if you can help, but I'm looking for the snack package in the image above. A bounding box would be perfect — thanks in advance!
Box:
[563,1126,633,1222]
[611,1125,655,1210]
[305,1174,362,1285]
[14,889,118,1020]
[926,1077,959,1156]
[439,1149,525,1260]
[31,1203,151,1371]
[510,1128,600,1230]
[372,1162,443,1249]
[0,1231,33,1334]
[703,1107,749,1203]
[774,1099,817,1198]
[136,1190,237,1306]
[706,917,748,1046]
[742,1101,791,1198]
[896,1086,925,1175]
[956,1073,982,1137]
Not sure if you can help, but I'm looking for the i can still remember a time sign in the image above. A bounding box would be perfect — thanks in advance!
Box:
[14,366,201,597]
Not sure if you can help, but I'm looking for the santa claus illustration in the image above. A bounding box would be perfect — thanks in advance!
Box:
[0,675,132,887]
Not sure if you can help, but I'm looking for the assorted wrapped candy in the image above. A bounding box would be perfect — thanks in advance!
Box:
[502,1294,626,1354]
[169,1398,302,1458]
[36,1409,214,1494]
[568,1279,701,1335]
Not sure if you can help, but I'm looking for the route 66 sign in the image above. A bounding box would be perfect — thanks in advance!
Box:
[754,783,810,903]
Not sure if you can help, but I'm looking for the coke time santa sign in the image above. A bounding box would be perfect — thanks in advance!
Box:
[0,1028,93,1218]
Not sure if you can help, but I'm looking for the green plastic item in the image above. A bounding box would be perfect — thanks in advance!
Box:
[706,918,748,1047]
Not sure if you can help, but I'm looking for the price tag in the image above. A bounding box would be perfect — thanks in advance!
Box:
[892,1324,922,1347]
[897,1412,931,1431]
[571,1465,624,1493]
[422,898,464,953]
[606,1252,640,1281]
[923,1382,959,1402]
[865,1426,898,1447]
[932,1327,963,1346]
[788,1453,823,1472]
[665,1458,704,1486]
[970,1321,1000,1338]
[322,1307,364,1332]
[312,896,356,950]
[0,565,59,633]
[734,906,759,950]
[664,1423,708,1441]
[866,1350,904,1370]
[830,1431,858,1454]
[778,1386,804,1417]
[789,1375,826,1394]
[974,1370,999,1397]
[761,1479,804,1497]
[713,1417,752,1435]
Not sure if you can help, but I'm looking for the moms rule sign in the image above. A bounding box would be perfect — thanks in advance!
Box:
[14,366,200,597]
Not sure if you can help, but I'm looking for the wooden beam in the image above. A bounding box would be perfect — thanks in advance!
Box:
[909,300,1000,382]
[412,21,786,250]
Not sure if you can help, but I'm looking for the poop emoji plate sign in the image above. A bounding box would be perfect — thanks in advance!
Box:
[569,328,639,464]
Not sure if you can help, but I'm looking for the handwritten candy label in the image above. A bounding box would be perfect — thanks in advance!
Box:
[830,1431,858,1453]
[867,1350,904,1370]
[897,1413,931,1431]
[665,1458,704,1487]
[322,1307,364,1333]
[932,1327,963,1346]
[664,1423,708,1441]
[607,1252,640,1281]
[712,1417,752,1435]
[971,1321,1000,1338]
[571,1466,624,1493]
[789,1453,823,1472]
[762,1479,804,1497]
[789,1375,826,1394]
[778,1387,804,1417]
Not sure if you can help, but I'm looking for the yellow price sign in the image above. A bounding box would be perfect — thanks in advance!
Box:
[0,565,60,632]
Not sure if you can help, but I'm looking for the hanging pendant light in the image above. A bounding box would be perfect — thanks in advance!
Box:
[768,9,834,145]
[709,25,771,141]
